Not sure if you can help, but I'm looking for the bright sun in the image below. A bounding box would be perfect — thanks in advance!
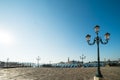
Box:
[0,29,14,45]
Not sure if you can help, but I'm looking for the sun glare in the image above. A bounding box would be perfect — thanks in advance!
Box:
[0,29,14,45]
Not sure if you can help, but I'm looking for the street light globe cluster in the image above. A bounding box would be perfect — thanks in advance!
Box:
[86,25,110,42]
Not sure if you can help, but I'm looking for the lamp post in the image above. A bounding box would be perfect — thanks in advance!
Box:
[80,54,86,64]
[6,58,9,68]
[85,25,110,78]
[36,56,40,67]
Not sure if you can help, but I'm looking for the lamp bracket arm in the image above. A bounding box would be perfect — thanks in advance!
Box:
[87,38,96,45]
[100,38,108,45]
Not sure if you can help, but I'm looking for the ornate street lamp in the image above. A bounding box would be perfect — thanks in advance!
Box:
[80,54,86,64]
[6,58,9,68]
[85,25,110,78]
[36,56,41,67]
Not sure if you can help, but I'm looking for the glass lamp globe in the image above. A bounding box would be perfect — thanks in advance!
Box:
[94,25,100,32]
[86,34,91,41]
[105,32,110,40]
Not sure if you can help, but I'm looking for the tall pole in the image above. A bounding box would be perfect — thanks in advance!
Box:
[36,56,40,67]
[7,58,9,68]
[80,54,86,64]
[96,33,102,77]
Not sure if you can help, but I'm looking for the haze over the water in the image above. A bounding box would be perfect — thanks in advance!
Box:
[0,0,120,63]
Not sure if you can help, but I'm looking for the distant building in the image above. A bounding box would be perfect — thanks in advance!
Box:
[0,61,5,68]
[83,61,105,67]
[0,61,35,68]
[51,60,83,68]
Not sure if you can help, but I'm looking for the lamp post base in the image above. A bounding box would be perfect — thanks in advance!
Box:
[94,76,105,80]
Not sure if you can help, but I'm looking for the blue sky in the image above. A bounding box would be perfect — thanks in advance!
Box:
[0,0,120,63]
